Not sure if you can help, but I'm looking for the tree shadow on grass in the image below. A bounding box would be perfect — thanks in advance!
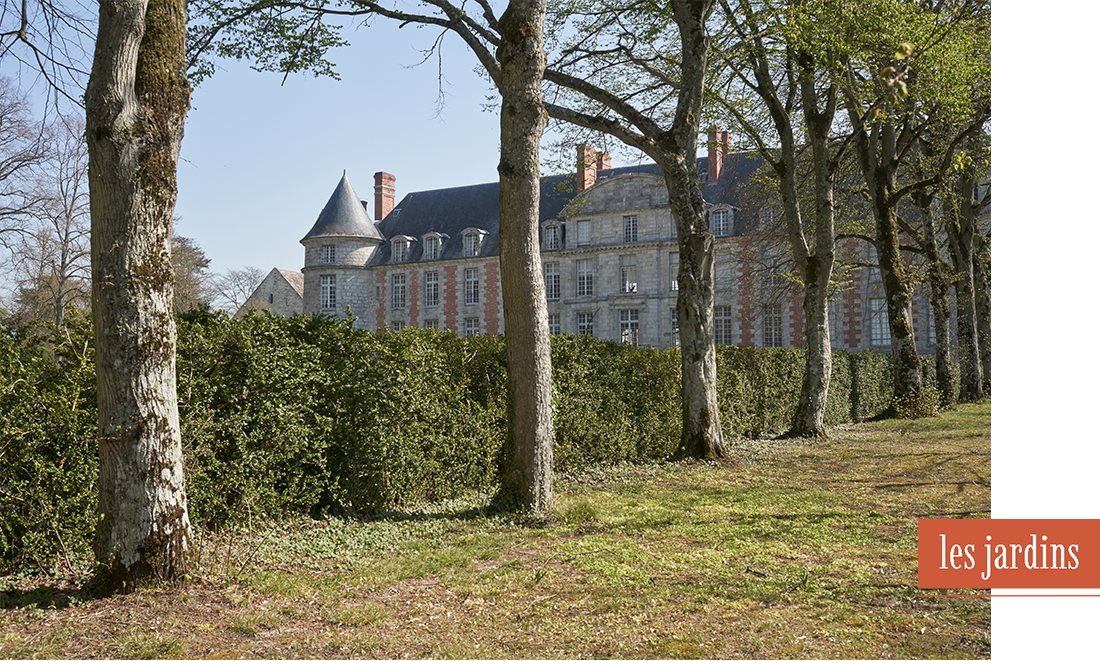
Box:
[0,584,85,610]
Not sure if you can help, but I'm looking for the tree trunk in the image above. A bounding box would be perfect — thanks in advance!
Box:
[974,232,991,395]
[85,0,192,594]
[496,0,553,513]
[872,190,923,402]
[787,54,837,437]
[666,0,725,460]
[946,175,983,402]
[669,162,725,460]
[929,262,954,407]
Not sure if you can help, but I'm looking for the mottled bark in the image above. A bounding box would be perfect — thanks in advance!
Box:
[668,162,725,460]
[911,194,956,408]
[974,233,991,394]
[848,109,923,404]
[945,173,983,402]
[873,195,923,401]
[86,0,192,594]
[496,0,553,513]
[669,0,725,460]
[787,49,837,438]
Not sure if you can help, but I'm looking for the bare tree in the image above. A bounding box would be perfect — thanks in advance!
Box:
[0,77,49,248]
[6,114,90,326]
[208,264,265,312]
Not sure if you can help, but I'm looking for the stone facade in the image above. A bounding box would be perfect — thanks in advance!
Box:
[236,268,304,318]
[284,146,944,354]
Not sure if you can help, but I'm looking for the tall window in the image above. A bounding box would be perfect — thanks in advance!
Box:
[870,297,888,345]
[576,259,593,297]
[670,308,680,347]
[620,255,637,293]
[669,253,679,291]
[548,313,561,336]
[320,275,336,309]
[764,257,783,288]
[715,305,733,345]
[763,303,782,348]
[868,246,881,283]
[544,262,560,300]
[577,220,591,246]
[620,309,640,346]
[577,312,594,337]
[392,274,406,309]
[464,317,480,337]
[425,236,441,260]
[423,319,439,330]
[321,244,336,264]
[463,232,481,257]
[465,268,479,305]
[391,321,405,332]
[391,239,408,263]
[544,224,560,250]
[711,209,730,236]
[927,304,937,347]
[424,271,439,307]
[623,215,638,243]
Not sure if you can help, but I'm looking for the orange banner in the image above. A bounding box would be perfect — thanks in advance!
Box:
[918,519,1100,589]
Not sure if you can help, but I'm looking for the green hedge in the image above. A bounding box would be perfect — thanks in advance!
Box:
[0,311,899,575]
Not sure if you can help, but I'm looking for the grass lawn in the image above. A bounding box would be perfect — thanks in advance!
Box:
[0,402,990,659]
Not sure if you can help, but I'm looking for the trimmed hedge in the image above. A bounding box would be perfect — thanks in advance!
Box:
[0,311,899,575]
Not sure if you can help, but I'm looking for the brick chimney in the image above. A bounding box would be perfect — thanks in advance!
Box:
[374,171,396,221]
[576,144,611,193]
[707,129,732,183]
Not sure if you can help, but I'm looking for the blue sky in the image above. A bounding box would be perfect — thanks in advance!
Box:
[176,19,516,275]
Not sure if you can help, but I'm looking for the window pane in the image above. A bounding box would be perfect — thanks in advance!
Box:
[425,272,439,307]
[577,312,594,336]
[623,215,637,243]
[577,259,592,297]
[577,220,590,246]
[392,274,406,309]
[715,305,732,345]
[763,303,782,348]
[545,262,560,300]
[320,275,336,309]
[870,297,888,345]
[620,255,637,293]
[465,268,479,305]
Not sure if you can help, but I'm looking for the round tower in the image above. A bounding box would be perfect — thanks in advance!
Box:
[300,174,384,324]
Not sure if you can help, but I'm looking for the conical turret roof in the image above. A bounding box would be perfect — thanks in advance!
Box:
[300,174,383,242]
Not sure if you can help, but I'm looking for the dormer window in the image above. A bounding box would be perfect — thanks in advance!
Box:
[463,229,487,258]
[424,235,442,260]
[710,208,734,237]
[543,222,562,250]
[321,244,336,264]
[391,238,408,263]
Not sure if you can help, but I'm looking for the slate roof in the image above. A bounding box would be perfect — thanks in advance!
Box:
[276,268,304,297]
[366,151,766,265]
[301,173,383,243]
[369,173,577,265]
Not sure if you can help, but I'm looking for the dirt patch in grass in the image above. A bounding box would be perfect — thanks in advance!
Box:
[1,403,990,659]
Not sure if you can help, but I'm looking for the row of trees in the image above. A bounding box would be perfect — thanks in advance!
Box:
[0,0,989,594]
